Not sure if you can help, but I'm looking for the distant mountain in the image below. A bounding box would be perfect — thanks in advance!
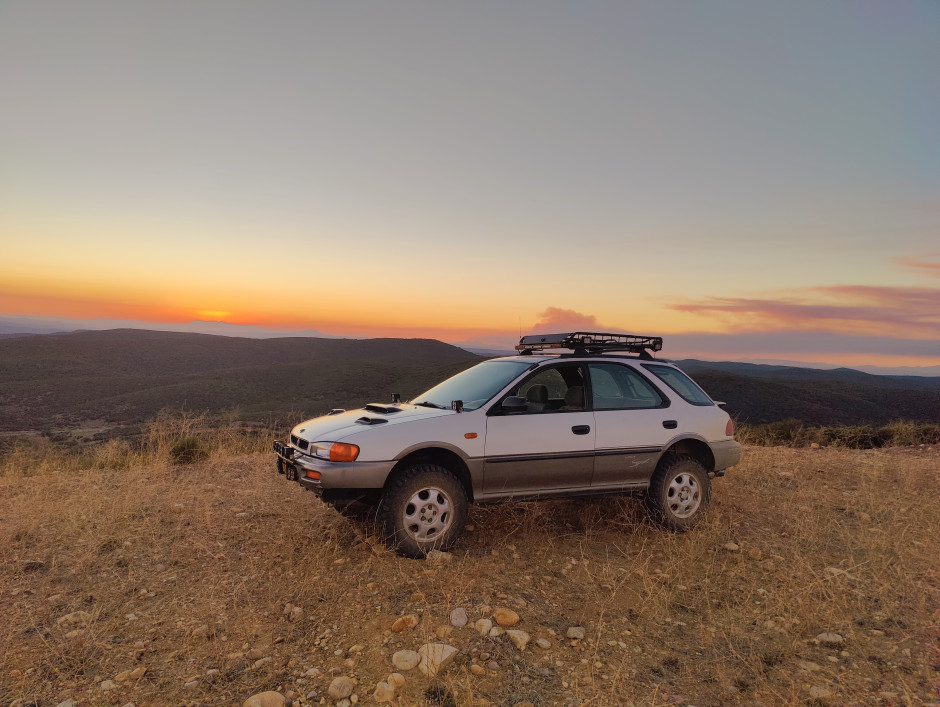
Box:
[1,330,936,436]
[676,360,940,426]
[0,329,481,433]
[0,314,333,339]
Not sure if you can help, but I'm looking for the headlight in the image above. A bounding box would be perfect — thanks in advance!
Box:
[310,441,360,462]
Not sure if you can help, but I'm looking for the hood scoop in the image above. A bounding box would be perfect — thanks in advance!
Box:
[355,416,388,425]
[364,403,402,414]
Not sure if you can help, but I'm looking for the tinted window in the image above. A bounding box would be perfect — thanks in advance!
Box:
[642,364,713,406]
[589,363,666,409]
[508,364,586,412]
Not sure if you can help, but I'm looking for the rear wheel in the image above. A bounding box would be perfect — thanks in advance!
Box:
[645,455,711,531]
[380,464,468,558]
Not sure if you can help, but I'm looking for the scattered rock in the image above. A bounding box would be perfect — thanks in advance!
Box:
[55,701,78,707]
[566,626,586,640]
[328,676,355,700]
[57,611,92,627]
[387,673,405,688]
[486,660,499,670]
[129,666,146,679]
[723,542,740,552]
[435,624,453,639]
[426,550,453,565]
[810,443,820,450]
[798,660,821,672]
[816,632,844,646]
[535,638,551,649]
[192,624,213,639]
[506,630,530,650]
[747,547,762,560]
[247,648,263,661]
[450,607,468,627]
[391,614,419,633]
[470,664,485,675]
[289,606,304,622]
[99,680,118,691]
[391,650,420,671]
[475,618,493,636]
[304,667,322,677]
[418,643,458,677]
[242,691,288,707]
[809,686,831,698]
[253,657,272,669]
[488,626,505,637]
[184,680,199,689]
[373,681,395,703]
[493,608,520,626]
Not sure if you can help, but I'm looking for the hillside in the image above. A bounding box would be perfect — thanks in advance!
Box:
[0,330,481,434]
[1,445,937,705]
[676,360,940,426]
[1,331,938,437]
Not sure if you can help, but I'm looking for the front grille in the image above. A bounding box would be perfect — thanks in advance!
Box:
[290,434,309,451]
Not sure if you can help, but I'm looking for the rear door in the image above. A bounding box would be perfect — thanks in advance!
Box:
[483,363,595,496]
[588,362,674,488]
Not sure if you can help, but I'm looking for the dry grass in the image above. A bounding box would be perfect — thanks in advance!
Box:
[1,445,938,706]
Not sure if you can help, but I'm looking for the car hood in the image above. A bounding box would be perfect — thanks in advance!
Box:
[290,403,454,443]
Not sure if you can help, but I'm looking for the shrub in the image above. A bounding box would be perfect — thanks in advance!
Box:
[169,436,209,465]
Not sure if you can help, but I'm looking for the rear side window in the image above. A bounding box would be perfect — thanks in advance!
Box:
[642,365,714,406]
[588,363,666,409]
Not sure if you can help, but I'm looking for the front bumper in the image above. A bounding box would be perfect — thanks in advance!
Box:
[710,439,742,473]
[273,441,394,493]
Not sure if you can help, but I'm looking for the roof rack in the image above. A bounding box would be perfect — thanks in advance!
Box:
[515,331,663,358]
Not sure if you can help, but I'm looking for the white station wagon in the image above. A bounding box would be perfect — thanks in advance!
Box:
[274,332,741,557]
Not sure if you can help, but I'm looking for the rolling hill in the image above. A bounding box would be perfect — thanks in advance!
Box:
[0,329,481,433]
[676,360,940,425]
[0,330,937,435]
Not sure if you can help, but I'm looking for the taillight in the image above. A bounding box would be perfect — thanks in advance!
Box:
[725,418,735,437]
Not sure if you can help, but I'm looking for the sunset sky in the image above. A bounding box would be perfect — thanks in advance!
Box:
[1,1,938,367]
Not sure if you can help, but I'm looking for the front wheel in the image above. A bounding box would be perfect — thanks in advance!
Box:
[645,455,711,531]
[380,464,468,558]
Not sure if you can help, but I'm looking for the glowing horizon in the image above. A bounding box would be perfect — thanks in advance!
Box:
[1,2,938,369]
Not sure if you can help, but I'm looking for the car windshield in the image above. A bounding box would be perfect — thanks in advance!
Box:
[412,360,534,411]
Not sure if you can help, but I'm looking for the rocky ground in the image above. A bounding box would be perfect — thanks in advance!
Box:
[1,445,938,706]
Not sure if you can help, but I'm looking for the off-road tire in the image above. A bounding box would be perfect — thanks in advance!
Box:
[645,455,711,531]
[379,463,468,558]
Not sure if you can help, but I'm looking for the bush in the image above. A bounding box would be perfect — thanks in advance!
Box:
[169,436,209,465]
[737,419,940,449]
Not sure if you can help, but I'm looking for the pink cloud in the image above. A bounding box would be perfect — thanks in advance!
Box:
[533,307,600,331]
[896,257,940,277]
[671,285,940,339]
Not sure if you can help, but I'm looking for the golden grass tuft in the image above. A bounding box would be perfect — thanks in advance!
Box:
[1,444,938,705]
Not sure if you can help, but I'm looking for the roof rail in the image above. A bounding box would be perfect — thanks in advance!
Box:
[515,331,663,357]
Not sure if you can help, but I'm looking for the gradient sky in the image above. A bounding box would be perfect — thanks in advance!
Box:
[1,1,938,366]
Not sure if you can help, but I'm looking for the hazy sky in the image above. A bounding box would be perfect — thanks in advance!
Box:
[1,1,938,365]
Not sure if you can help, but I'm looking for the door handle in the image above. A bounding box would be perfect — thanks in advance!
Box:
[572,425,591,435]
[662,420,677,429]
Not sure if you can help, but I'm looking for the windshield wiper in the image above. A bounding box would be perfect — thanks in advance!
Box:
[414,401,446,409]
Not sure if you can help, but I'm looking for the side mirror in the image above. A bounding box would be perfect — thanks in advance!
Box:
[501,396,527,413]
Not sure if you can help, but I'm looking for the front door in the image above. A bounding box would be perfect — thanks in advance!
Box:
[483,363,595,497]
